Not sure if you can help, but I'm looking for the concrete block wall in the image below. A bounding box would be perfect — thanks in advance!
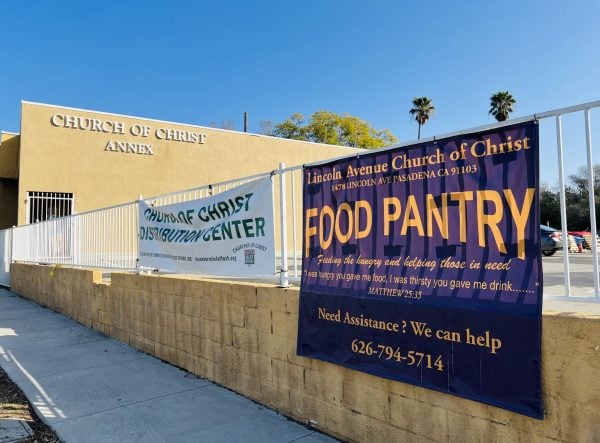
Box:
[10,263,105,329]
[10,263,600,442]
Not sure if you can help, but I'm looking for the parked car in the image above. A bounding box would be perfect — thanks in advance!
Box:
[541,225,563,256]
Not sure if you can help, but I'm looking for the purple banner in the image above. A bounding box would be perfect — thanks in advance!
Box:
[297,121,543,418]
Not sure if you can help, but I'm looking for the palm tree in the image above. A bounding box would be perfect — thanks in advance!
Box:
[409,97,435,140]
[489,91,516,122]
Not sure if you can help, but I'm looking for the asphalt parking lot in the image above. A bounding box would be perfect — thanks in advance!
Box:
[542,251,600,313]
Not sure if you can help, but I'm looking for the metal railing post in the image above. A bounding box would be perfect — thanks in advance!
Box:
[137,195,142,271]
[71,212,78,266]
[9,227,14,265]
[9,228,13,285]
[278,163,289,287]
[25,194,30,225]
[584,109,600,297]
[291,170,298,277]
[556,115,572,296]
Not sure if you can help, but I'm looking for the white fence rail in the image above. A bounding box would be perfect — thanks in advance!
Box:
[1,100,600,298]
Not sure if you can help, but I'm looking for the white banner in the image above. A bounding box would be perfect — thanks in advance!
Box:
[138,178,275,276]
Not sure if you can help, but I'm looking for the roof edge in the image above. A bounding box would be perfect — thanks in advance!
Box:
[20,100,363,151]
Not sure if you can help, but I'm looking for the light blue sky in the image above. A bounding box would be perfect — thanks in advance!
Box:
[1,1,599,186]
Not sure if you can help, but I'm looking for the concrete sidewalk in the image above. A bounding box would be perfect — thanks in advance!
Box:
[0,288,336,443]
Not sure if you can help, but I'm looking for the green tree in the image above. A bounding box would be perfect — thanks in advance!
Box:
[542,165,600,231]
[305,111,341,145]
[271,113,308,140]
[539,183,561,228]
[409,97,435,140]
[565,165,600,230]
[489,91,516,122]
[568,164,600,196]
[271,111,397,149]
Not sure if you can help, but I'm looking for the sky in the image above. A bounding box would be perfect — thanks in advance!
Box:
[1,1,599,186]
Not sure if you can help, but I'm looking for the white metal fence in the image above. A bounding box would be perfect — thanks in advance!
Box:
[1,100,600,297]
[13,201,140,270]
[7,167,300,286]
[0,229,11,287]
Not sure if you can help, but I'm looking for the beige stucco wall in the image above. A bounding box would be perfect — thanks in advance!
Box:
[0,132,19,179]
[17,102,361,225]
[10,263,600,443]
